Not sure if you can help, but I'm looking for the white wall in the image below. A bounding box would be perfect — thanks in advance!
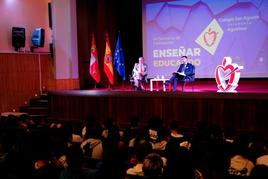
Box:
[52,0,78,79]
[0,0,52,52]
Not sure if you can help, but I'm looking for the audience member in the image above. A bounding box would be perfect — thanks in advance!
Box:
[142,153,163,179]
[126,141,152,177]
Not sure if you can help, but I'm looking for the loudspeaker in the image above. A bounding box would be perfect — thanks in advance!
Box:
[32,28,45,47]
[12,27,25,51]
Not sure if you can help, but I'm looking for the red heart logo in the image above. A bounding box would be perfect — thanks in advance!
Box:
[204,28,217,47]
[215,64,236,91]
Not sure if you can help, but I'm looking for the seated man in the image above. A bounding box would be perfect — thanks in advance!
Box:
[132,57,148,91]
[168,56,194,92]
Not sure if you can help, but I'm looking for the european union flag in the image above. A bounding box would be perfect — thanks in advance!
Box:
[114,32,126,80]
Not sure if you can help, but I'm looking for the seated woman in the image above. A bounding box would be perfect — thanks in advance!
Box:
[132,57,148,91]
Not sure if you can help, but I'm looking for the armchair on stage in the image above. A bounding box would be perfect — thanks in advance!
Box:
[130,57,148,91]
[130,72,148,91]
[181,65,195,92]
[167,63,195,92]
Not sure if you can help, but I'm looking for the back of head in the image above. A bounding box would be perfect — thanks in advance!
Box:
[142,153,163,178]
[148,116,163,130]
[135,141,152,163]
[130,116,140,127]
[67,144,84,168]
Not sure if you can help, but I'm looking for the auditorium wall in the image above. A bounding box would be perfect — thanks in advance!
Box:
[0,53,54,113]
[0,0,52,53]
[52,0,79,83]
[0,0,79,113]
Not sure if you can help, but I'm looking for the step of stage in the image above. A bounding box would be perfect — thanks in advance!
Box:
[20,106,48,115]
[30,98,49,107]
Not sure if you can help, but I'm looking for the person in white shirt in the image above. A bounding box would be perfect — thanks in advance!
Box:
[132,57,148,91]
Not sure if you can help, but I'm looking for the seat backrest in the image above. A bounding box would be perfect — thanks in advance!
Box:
[143,74,148,82]
[129,74,134,82]
[191,65,195,81]
[184,65,195,82]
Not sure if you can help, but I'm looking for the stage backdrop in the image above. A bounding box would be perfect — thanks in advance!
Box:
[142,0,268,78]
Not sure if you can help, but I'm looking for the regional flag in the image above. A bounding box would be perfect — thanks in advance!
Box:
[103,33,114,85]
[114,31,126,80]
[89,33,100,83]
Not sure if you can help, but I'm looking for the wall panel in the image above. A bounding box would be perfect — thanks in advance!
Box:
[0,53,54,113]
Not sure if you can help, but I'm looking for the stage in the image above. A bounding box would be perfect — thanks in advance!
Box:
[86,78,268,93]
[48,79,268,139]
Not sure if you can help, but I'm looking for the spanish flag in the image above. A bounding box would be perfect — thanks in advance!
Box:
[103,33,114,85]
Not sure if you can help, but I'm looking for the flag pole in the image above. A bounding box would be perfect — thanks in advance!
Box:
[122,81,124,89]
[121,78,125,89]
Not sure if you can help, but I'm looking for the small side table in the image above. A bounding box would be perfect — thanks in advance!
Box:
[150,78,169,91]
